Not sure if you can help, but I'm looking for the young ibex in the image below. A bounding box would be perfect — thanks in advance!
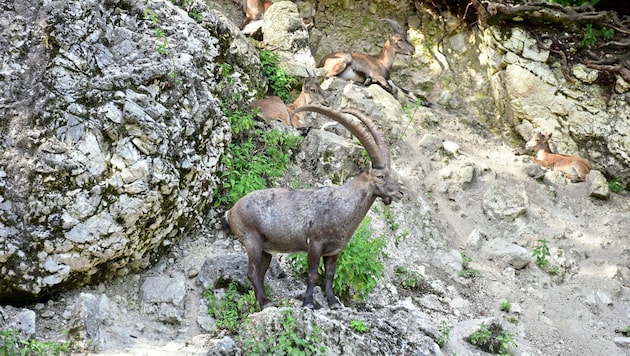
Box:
[525,130,592,183]
[250,76,326,129]
[317,18,415,92]
[225,105,403,309]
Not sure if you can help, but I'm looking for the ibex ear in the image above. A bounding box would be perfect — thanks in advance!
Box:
[547,132,553,139]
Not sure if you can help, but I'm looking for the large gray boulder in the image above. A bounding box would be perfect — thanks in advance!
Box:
[0,0,263,303]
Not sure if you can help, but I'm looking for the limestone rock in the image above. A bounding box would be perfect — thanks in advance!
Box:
[263,1,316,77]
[483,238,530,270]
[0,0,263,302]
[588,170,610,200]
[140,274,187,324]
[482,182,528,221]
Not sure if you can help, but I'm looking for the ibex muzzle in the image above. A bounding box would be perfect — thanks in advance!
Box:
[225,105,402,309]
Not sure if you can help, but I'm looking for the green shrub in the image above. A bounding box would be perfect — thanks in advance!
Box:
[244,304,326,355]
[394,265,424,290]
[468,322,517,355]
[580,23,615,48]
[289,217,387,302]
[204,282,258,333]
[500,300,512,312]
[259,49,297,102]
[213,61,303,208]
[469,322,492,347]
[350,320,368,333]
[532,239,550,268]
[435,320,451,347]
[608,177,626,193]
[459,252,481,278]
[0,329,68,356]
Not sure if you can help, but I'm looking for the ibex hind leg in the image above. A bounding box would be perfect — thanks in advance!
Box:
[323,255,343,309]
[303,247,323,309]
[243,235,274,308]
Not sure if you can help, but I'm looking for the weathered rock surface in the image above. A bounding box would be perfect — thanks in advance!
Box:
[481,26,630,181]
[0,0,264,303]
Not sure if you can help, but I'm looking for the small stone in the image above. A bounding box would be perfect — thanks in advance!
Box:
[188,268,199,278]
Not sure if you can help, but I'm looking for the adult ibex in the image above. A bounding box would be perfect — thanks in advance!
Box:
[525,130,592,183]
[250,76,326,129]
[317,18,415,92]
[237,0,271,29]
[225,105,403,309]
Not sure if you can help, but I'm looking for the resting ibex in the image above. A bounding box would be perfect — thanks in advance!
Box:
[250,76,326,129]
[225,105,403,309]
[317,18,415,92]
[525,130,592,182]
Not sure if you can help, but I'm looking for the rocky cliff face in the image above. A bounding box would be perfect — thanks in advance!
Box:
[0,0,263,303]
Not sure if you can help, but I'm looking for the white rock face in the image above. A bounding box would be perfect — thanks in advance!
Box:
[0,0,265,302]
[483,26,630,180]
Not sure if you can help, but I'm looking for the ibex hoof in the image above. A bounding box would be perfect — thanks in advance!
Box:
[328,296,344,309]
[261,301,276,309]
[329,302,344,310]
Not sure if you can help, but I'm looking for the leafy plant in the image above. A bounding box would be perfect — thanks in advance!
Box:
[601,26,614,40]
[0,329,69,356]
[289,217,387,302]
[143,7,170,55]
[398,97,425,142]
[582,23,598,48]
[383,205,399,231]
[395,265,424,290]
[608,177,626,193]
[435,320,451,347]
[532,239,550,268]
[500,300,512,312]
[459,252,481,278]
[470,322,492,347]
[383,205,410,246]
[143,2,180,82]
[204,282,258,333]
[496,330,517,356]
[623,325,630,337]
[350,320,368,333]
[581,23,615,48]
[468,322,517,355]
[244,303,326,355]
[213,62,303,208]
[259,49,297,102]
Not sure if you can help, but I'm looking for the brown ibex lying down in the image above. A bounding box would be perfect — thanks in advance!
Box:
[225,105,403,309]
[317,18,415,92]
[525,130,592,182]
[250,76,326,129]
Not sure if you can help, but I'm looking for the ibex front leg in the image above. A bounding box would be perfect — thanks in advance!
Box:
[324,254,343,309]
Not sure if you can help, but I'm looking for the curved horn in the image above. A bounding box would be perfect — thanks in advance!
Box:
[341,107,390,169]
[381,18,402,34]
[291,105,386,169]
